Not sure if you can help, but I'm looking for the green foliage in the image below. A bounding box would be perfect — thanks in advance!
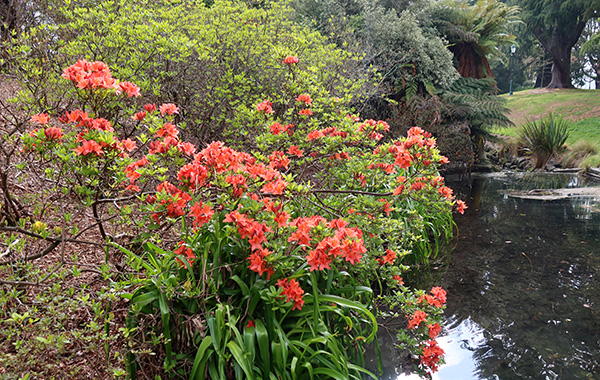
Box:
[7,0,370,145]
[360,7,459,93]
[580,152,600,169]
[291,0,458,96]
[516,0,598,88]
[519,113,571,169]
[578,30,600,82]
[0,278,127,378]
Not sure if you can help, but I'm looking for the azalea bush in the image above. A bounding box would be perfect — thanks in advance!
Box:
[2,57,464,379]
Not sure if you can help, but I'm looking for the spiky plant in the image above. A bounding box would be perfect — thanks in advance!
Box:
[519,113,571,169]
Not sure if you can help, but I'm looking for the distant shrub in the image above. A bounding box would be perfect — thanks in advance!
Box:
[561,139,598,168]
[519,113,571,169]
[580,153,600,169]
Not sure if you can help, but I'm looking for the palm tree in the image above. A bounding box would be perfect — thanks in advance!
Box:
[431,0,521,79]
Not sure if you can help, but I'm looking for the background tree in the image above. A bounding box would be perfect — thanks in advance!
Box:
[572,20,600,88]
[430,0,520,79]
[517,0,599,88]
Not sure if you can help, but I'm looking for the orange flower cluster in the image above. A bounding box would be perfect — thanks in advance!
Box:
[62,59,140,97]
[418,286,447,308]
[295,93,312,105]
[268,151,290,170]
[276,278,305,310]
[31,113,50,125]
[295,218,367,270]
[269,122,294,136]
[256,100,274,114]
[189,201,214,228]
[376,248,397,266]
[225,210,272,251]
[149,117,195,156]
[420,340,444,373]
[282,55,299,65]
[148,181,193,222]
[174,241,195,267]
[407,310,428,329]
[427,323,442,340]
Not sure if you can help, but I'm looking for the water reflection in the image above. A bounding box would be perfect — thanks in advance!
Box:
[369,173,600,379]
[439,172,600,379]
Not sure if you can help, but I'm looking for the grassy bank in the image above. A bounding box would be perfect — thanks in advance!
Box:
[495,88,600,146]
[493,88,600,167]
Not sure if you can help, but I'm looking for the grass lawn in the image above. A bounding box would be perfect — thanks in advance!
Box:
[495,88,600,148]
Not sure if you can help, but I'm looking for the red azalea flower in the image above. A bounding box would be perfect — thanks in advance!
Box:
[282,55,299,65]
[117,81,141,97]
[31,113,50,125]
[295,93,312,105]
[427,323,442,339]
[256,100,274,114]
[74,140,103,156]
[44,127,63,142]
[456,200,467,214]
[269,122,283,135]
[121,138,137,152]
[174,241,195,266]
[159,103,179,116]
[132,111,146,121]
[189,202,214,228]
[288,145,304,157]
[276,278,305,310]
[407,310,427,329]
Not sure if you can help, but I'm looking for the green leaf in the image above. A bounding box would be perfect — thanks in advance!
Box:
[189,336,214,380]
[227,341,255,380]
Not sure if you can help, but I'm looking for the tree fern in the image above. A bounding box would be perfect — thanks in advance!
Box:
[441,77,513,154]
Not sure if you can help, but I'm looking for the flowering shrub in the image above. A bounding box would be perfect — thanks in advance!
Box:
[9,57,464,379]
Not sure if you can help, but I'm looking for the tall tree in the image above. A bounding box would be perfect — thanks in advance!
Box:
[430,0,520,79]
[519,0,599,88]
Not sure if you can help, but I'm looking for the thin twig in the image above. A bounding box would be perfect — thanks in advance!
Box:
[0,226,105,246]
[521,252,533,272]
[0,240,60,265]
[310,189,393,197]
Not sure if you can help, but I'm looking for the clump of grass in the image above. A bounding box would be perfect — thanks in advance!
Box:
[561,139,598,168]
[519,113,571,169]
[580,153,600,169]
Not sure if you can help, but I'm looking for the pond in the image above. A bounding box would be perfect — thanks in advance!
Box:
[372,172,600,379]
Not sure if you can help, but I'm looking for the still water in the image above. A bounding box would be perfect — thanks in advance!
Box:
[377,173,600,379]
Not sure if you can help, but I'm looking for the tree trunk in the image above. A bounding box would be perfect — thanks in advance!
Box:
[0,0,16,42]
[547,44,574,88]
[452,43,494,79]
[533,22,586,89]
[546,26,575,88]
[548,57,573,88]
